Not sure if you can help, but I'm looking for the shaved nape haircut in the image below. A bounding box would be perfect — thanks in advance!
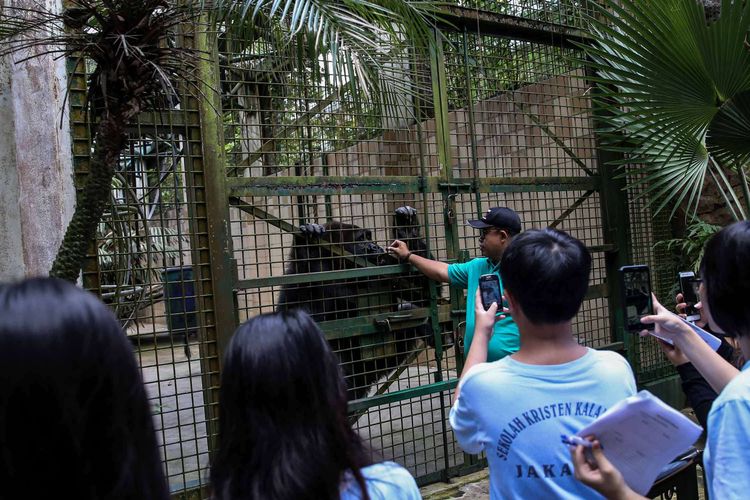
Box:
[500,228,591,324]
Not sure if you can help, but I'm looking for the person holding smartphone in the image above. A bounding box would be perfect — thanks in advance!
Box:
[660,280,741,430]
[387,206,522,361]
[449,228,636,499]
[570,221,750,500]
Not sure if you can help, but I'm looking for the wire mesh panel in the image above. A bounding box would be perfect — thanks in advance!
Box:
[221,17,467,480]
[624,166,678,383]
[64,1,673,493]
[69,55,219,496]
[218,3,626,485]
[443,27,611,349]
[455,0,599,27]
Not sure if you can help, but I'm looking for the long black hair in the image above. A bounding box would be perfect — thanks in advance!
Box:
[700,220,750,339]
[211,309,373,500]
[0,277,169,499]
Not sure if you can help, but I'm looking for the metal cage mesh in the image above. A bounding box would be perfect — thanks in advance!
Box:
[64,1,678,496]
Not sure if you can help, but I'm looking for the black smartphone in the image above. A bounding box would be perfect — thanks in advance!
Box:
[678,271,701,323]
[479,274,502,311]
[619,265,655,332]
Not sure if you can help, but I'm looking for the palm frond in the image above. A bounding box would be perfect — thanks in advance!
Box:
[1,1,209,121]
[212,0,448,119]
[581,0,750,219]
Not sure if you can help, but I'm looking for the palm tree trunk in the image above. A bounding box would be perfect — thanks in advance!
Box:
[50,107,138,281]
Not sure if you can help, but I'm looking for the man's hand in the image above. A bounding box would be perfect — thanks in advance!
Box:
[387,239,411,261]
[570,439,643,500]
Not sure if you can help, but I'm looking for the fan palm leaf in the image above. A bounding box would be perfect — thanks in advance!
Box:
[582,0,750,219]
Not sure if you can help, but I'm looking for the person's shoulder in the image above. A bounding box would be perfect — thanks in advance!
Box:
[588,348,631,368]
[361,461,411,478]
[460,359,513,389]
[449,258,484,270]
[714,364,750,408]
[360,462,419,498]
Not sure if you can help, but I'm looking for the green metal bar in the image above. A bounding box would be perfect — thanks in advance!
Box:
[513,101,596,176]
[548,190,595,228]
[431,26,463,481]
[227,175,422,196]
[347,379,458,413]
[588,71,631,347]
[438,5,591,47]
[236,262,411,289]
[431,33,453,178]
[483,176,598,190]
[317,303,454,340]
[195,17,238,365]
[228,175,598,196]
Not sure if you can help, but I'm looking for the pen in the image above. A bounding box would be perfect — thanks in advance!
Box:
[561,434,593,448]
[562,435,598,467]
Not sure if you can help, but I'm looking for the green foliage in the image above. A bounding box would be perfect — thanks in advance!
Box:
[582,0,750,219]
[655,217,722,274]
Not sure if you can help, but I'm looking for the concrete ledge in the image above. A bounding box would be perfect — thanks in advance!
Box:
[420,469,490,500]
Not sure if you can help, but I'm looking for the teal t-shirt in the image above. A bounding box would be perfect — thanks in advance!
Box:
[448,257,520,361]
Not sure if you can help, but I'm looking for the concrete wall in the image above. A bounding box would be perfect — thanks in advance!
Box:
[0,0,75,280]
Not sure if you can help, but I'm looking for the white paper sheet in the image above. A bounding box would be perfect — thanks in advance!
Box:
[575,390,702,495]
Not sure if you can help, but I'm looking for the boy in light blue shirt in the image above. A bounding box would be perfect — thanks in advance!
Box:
[450,229,637,499]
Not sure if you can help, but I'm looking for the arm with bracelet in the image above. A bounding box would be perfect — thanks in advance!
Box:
[387,240,449,283]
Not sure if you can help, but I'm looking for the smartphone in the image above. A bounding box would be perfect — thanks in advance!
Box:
[678,271,701,323]
[479,274,502,311]
[619,265,655,332]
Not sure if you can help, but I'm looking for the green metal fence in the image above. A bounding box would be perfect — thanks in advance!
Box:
[67,1,680,497]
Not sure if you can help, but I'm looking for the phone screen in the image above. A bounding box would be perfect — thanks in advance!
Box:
[479,274,501,311]
[620,265,654,332]
[679,272,701,319]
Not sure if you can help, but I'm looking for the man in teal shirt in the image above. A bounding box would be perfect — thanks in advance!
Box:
[388,207,521,361]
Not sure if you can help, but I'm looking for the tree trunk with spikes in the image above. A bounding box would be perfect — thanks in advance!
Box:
[49,105,140,282]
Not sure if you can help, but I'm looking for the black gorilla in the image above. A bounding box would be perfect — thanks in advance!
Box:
[276,220,388,322]
[276,207,436,400]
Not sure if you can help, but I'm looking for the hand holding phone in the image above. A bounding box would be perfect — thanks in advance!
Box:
[479,274,502,311]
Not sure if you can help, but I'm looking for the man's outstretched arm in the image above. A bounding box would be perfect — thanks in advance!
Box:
[388,239,449,282]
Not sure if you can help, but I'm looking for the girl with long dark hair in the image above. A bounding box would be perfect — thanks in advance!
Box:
[0,278,169,499]
[210,309,420,500]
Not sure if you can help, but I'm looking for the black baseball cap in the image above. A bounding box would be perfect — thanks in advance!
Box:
[467,207,522,234]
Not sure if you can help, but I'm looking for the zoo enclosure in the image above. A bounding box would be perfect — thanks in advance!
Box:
[69,1,678,498]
